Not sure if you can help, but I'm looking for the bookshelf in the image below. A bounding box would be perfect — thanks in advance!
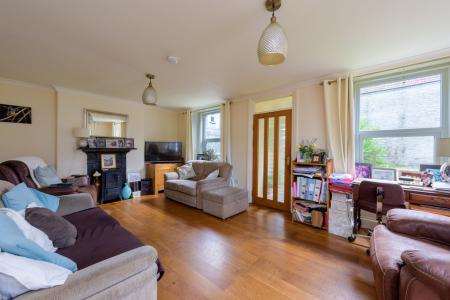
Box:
[291,160,333,230]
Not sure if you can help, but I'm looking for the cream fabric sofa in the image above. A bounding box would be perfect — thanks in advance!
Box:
[164,161,232,209]
[0,180,158,300]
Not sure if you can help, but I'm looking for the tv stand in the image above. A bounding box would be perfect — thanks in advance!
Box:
[145,162,183,195]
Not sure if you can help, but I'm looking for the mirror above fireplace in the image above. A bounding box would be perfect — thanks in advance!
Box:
[84,109,128,138]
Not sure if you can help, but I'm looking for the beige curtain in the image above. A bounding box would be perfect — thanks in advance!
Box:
[323,76,355,174]
[220,101,232,163]
[184,110,194,161]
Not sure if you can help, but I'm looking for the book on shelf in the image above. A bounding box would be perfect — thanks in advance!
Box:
[313,179,322,201]
[292,176,327,204]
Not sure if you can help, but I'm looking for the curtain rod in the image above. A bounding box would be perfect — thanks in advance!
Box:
[319,55,450,86]
[319,80,336,86]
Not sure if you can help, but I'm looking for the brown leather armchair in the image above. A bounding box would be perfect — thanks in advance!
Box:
[370,208,450,300]
[0,160,97,202]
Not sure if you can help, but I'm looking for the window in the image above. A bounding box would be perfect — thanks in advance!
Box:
[355,70,448,170]
[200,109,221,159]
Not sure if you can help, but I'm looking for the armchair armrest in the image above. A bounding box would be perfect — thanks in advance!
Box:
[38,185,77,197]
[62,175,90,186]
[386,208,450,245]
[164,172,179,181]
[16,246,159,300]
[56,193,95,216]
[401,250,450,300]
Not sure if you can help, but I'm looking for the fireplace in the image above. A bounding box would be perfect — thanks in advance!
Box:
[80,147,135,204]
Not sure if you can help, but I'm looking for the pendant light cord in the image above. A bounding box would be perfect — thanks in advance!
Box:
[272,1,275,17]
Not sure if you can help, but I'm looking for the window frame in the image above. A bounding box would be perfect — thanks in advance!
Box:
[200,108,221,155]
[354,68,449,169]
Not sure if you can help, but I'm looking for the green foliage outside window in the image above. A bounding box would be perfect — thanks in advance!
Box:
[360,118,395,168]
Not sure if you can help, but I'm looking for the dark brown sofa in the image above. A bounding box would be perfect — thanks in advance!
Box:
[0,160,97,201]
[370,208,450,300]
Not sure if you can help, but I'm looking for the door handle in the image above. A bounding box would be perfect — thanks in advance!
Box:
[286,156,291,166]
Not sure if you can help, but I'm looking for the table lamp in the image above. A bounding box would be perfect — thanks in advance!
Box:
[438,138,450,182]
[72,127,90,147]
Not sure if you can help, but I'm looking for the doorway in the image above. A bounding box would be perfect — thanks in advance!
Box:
[252,109,292,211]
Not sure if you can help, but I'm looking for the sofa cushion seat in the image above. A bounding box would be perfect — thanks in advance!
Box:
[165,180,197,196]
[57,208,144,270]
[370,225,449,300]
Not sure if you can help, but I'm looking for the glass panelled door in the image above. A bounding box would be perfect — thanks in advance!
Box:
[252,110,292,211]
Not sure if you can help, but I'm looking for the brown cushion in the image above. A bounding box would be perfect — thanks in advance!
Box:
[25,207,77,248]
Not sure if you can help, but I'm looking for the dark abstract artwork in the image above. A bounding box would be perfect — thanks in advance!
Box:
[0,104,32,124]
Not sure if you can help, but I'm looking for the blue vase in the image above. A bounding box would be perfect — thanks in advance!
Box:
[120,182,132,200]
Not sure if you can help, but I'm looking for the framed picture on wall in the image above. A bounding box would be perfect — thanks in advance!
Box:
[101,154,117,169]
[0,104,32,124]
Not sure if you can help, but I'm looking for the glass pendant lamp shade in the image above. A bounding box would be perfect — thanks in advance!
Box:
[142,74,157,105]
[258,15,288,65]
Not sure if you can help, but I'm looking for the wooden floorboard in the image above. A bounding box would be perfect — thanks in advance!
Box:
[101,195,376,300]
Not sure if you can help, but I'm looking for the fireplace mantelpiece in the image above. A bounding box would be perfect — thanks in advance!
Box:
[79,147,136,204]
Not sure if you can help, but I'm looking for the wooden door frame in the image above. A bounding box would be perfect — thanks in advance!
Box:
[252,109,292,211]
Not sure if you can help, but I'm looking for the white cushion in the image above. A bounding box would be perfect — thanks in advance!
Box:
[0,208,56,252]
[13,156,48,188]
[0,252,71,292]
[205,169,219,179]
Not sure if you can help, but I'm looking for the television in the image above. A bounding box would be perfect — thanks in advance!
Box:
[145,141,183,163]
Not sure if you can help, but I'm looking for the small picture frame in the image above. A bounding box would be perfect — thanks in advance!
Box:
[196,154,209,160]
[96,138,106,148]
[118,138,125,148]
[105,138,119,148]
[311,154,321,163]
[372,168,397,181]
[101,154,117,169]
[87,138,97,148]
[355,163,372,179]
[125,138,134,148]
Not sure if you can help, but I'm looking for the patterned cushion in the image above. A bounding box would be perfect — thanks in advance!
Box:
[176,164,196,180]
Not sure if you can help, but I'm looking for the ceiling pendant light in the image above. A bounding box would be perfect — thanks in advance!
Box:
[142,73,157,105]
[258,0,288,65]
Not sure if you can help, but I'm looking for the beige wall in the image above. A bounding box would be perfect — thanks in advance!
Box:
[0,79,57,165]
[295,84,327,149]
[0,78,179,178]
[230,101,250,190]
[229,83,327,192]
[56,88,179,177]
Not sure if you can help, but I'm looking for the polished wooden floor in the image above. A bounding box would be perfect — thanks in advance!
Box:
[102,195,376,300]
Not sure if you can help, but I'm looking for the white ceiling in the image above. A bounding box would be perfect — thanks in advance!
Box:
[1,0,450,108]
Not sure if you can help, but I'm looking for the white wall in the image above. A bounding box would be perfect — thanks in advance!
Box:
[55,88,179,177]
[0,79,57,165]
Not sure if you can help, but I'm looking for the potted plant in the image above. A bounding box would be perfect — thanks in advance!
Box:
[297,140,318,163]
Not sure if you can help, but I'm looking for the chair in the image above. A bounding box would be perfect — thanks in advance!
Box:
[0,159,97,202]
[349,180,406,243]
[370,209,450,300]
